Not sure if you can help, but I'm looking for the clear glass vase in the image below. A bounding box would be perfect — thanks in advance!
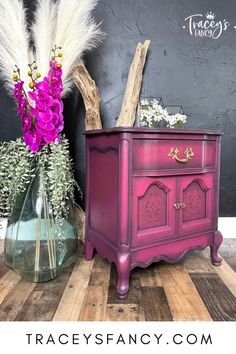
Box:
[4,167,78,282]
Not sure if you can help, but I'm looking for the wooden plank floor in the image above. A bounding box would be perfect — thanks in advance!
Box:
[0,239,235,321]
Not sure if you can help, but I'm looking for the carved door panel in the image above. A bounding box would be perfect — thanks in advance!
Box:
[178,173,214,235]
[132,177,176,245]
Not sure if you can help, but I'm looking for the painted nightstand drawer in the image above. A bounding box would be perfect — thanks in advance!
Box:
[132,139,216,171]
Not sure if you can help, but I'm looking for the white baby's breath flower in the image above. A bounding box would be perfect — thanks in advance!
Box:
[139,99,167,127]
[140,121,147,127]
[166,113,187,128]
[139,99,187,129]
[140,99,149,106]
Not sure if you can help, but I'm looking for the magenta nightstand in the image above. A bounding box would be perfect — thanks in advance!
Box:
[84,128,223,299]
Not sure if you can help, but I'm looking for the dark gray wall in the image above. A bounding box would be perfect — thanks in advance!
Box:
[0,0,236,216]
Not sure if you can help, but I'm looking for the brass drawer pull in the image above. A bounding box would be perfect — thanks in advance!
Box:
[173,203,180,210]
[168,147,194,163]
[173,202,185,210]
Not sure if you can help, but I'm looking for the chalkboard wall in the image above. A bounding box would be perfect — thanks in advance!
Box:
[0,0,236,216]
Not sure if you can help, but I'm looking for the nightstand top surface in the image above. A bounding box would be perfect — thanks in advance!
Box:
[84,127,223,136]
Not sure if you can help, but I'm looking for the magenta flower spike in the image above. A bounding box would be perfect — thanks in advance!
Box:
[13,57,64,153]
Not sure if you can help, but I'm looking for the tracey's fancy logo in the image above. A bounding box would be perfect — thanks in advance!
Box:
[183,11,231,39]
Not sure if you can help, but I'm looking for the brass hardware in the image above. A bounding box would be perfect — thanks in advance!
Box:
[173,202,185,210]
[168,147,194,163]
[173,203,180,210]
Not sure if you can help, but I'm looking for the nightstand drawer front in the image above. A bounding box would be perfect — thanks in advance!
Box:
[133,139,216,171]
[132,177,176,245]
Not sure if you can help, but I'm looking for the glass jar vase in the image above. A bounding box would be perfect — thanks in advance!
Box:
[4,166,78,282]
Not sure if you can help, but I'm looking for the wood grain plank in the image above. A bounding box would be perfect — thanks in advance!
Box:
[159,264,212,321]
[137,263,163,287]
[0,250,9,279]
[0,241,4,254]
[79,255,111,321]
[181,250,214,273]
[79,285,108,321]
[141,287,172,321]
[15,264,74,321]
[0,270,21,305]
[0,279,35,321]
[53,258,94,321]
[107,264,142,304]
[77,241,85,258]
[89,254,111,286]
[30,291,43,301]
[0,239,234,322]
[200,247,236,297]
[224,258,236,272]
[218,239,236,272]
[105,304,145,321]
[190,273,236,321]
[212,260,236,298]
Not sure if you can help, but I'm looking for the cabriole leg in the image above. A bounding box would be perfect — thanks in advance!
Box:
[210,231,223,266]
[116,253,130,299]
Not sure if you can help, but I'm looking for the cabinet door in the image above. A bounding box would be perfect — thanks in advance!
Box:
[132,177,176,246]
[178,173,214,235]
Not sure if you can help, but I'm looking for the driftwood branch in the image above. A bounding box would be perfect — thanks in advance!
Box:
[73,59,102,130]
[116,40,151,127]
[73,60,103,242]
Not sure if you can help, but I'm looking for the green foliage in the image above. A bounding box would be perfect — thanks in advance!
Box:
[0,138,35,218]
[0,136,80,220]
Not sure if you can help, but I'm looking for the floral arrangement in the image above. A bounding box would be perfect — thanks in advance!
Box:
[0,0,104,219]
[0,0,104,282]
[14,49,64,152]
[139,99,187,128]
